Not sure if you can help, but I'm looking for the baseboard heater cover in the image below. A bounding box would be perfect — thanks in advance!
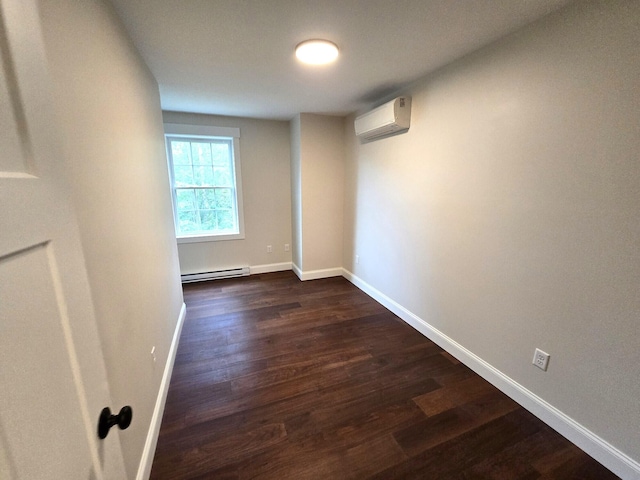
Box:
[181,266,250,283]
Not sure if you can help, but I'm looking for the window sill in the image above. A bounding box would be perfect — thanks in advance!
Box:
[177,232,245,244]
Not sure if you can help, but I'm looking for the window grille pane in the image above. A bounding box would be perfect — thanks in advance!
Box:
[215,188,233,209]
[195,189,215,209]
[178,210,198,233]
[176,189,196,210]
[217,210,234,230]
[199,210,216,230]
[174,166,194,186]
[193,166,214,186]
[171,142,192,165]
[191,142,212,165]
[213,166,232,186]
[211,142,230,166]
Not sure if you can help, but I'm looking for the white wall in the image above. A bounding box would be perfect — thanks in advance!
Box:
[300,114,345,273]
[291,113,345,278]
[344,0,640,473]
[39,1,184,477]
[290,115,303,269]
[162,111,292,274]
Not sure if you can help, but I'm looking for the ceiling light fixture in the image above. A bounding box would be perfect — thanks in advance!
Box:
[295,39,339,65]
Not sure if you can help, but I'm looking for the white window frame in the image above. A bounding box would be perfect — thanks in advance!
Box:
[164,123,245,244]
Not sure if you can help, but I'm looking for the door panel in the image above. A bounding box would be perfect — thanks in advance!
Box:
[0,244,94,479]
[0,58,25,173]
[0,0,125,478]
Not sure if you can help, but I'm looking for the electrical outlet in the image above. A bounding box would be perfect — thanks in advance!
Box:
[355,255,359,264]
[284,244,290,252]
[532,348,550,371]
[267,245,272,253]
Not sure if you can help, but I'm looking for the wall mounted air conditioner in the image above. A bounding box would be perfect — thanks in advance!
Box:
[354,96,411,141]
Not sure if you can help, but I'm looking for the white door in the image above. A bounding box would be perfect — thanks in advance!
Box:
[0,0,126,478]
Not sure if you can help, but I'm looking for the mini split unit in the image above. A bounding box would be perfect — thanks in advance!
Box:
[354,96,412,141]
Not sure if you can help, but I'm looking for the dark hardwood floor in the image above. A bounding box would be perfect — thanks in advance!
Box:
[150,271,618,479]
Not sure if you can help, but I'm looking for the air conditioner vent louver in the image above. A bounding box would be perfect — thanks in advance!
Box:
[355,96,411,141]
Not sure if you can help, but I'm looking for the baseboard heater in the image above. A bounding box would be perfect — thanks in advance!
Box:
[181,266,250,283]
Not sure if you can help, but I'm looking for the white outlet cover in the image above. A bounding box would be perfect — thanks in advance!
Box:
[532,348,550,371]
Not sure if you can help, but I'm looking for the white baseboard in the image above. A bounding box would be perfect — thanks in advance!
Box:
[249,262,292,275]
[136,302,187,480]
[342,269,640,480]
[292,266,343,281]
[292,262,302,279]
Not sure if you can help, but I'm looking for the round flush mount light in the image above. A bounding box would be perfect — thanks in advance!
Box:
[295,39,339,65]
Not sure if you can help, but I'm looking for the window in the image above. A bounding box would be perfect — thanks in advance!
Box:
[164,124,244,243]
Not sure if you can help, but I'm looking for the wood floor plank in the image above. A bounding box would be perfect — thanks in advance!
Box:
[150,272,620,479]
[235,433,408,480]
[412,374,496,416]
[466,429,569,479]
[151,423,287,479]
[370,410,541,480]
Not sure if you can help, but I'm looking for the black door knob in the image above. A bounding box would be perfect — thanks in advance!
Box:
[97,406,132,439]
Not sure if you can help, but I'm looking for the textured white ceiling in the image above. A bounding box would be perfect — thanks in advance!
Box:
[109,0,573,120]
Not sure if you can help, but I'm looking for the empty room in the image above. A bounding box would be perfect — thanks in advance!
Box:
[1,0,638,479]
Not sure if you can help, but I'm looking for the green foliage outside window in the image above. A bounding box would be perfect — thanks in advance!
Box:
[167,136,238,236]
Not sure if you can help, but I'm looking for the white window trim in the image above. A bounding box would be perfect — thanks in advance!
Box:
[164,123,245,244]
